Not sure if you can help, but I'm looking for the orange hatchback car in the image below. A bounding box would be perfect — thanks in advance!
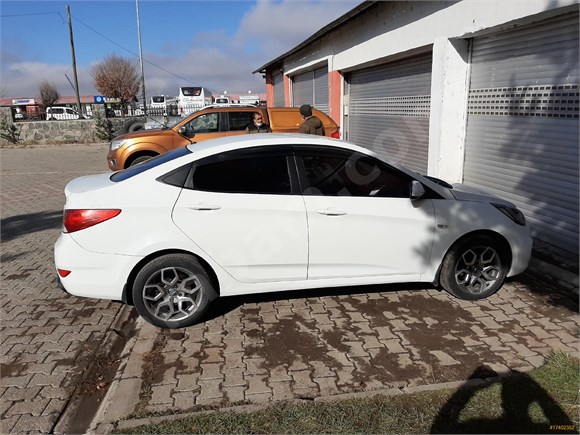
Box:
[107,106,339,171]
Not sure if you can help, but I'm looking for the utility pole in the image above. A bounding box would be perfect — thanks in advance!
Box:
[66,5,83,118]
[136,0,147,116]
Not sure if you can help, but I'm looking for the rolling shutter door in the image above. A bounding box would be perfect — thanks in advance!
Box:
[292,66,329,114]
[464,11,579,253]
[273,72,285,107]
[346,53,432,173]
[314,68,329,114]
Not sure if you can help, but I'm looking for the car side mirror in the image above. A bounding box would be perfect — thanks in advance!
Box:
[178,126,188,135]
[410,180,426,200]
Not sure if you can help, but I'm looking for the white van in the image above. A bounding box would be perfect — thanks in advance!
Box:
[214,95,230,105]
[150,96,167,109]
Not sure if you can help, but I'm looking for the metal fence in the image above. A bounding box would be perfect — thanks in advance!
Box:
[8,101,244,122]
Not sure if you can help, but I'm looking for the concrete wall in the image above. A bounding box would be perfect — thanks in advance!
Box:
[0,117,140,146]
[266,0,577,182]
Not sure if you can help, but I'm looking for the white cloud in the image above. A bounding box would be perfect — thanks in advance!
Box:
[2,1,362,99]
[236,0,361,63]
[4,61,96,98]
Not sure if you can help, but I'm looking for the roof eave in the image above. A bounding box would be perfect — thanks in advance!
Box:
[252,1,376,74]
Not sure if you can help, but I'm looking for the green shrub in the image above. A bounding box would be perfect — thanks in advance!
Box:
[0,118,20,144]
[94,113,114,141]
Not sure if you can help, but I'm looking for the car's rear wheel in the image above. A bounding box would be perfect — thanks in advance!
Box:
[132,254,213,328]
[440,235,509,300]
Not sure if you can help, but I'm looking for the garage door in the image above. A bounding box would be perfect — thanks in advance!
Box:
[464,11,579,254]
[346,53,432,173]
[292,66,329,114]
[272,72,285,107]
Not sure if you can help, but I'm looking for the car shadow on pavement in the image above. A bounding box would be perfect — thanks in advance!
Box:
[430,366,576,434]
[507,273,579,313]
[202,282,435,323]
[1,210,63,243]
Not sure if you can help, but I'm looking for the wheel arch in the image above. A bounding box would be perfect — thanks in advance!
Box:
[122,249,220,306]
[124,150,160,168]
[433,229,513,286]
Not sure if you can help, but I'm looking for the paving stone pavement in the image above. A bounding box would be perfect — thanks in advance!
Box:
[1,144,578,434]
[95,262,580,427]
[1,144,124,434]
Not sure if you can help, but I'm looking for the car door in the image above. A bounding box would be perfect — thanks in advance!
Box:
[296,147,436,279]
[174,112,225,147]
[172,147,308,283]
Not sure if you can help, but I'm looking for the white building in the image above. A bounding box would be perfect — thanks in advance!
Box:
[254,0,579,256]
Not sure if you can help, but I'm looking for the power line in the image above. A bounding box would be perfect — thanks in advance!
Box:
[71,14,220,94]
[2,9,221,95]
[0,12,65,23]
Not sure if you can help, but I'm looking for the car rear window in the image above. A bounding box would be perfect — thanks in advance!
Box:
[110,147,192,182]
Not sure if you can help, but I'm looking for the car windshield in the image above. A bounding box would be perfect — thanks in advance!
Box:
[181,87,202,96]
[110,147,192,182]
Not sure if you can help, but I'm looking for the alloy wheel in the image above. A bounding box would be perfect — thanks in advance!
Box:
[454,245,502,294]
[142,266,203,322]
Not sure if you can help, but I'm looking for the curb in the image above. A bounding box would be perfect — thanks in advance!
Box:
[52,304,138,434]
[112,365,537,432]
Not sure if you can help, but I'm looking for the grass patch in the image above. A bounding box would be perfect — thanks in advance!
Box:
[115,353,579,434]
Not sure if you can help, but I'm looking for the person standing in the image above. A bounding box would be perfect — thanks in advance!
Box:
[245,112,272,134]
[298,104,325,136]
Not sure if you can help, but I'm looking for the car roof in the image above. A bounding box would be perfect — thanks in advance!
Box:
[185,133,361,155]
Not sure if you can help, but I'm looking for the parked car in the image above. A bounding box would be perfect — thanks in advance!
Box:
[46,106,91,120]
[106,106,340,170]
[55,134,532,329]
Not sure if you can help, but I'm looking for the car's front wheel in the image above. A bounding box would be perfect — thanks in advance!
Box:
[440,235,509,300]
[132,254,214,328]
[128,154,156,167]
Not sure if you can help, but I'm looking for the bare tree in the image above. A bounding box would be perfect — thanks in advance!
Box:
[39,80,61,108]
[91,54,140,113]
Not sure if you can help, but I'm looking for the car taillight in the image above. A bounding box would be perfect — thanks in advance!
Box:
[58,269,71,277]
[331,131,340,139]
[63,209,121,233]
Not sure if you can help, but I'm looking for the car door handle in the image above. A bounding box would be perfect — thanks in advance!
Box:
[316,208,346,216]
[188,203,221,211]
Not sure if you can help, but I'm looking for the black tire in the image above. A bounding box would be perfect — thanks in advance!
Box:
[128,122,145,132]
[128,154,155,167]
[440,235,509,300]
[132,254,214,328]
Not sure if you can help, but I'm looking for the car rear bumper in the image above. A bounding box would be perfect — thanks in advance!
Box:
[54,233,143,301]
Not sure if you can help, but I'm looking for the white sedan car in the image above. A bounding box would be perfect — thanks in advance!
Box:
[55,134,532,328]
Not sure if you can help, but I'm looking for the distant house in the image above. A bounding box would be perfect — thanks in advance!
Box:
[254,0,579,256]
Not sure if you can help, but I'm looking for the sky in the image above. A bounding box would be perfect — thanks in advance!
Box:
[0,0,361,100]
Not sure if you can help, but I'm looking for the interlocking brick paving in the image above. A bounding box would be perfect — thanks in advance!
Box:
[101,278,578,421]
[1,144,123,434]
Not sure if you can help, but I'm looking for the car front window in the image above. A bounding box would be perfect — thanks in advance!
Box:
[300,151,411,197]
[183,113,219,134]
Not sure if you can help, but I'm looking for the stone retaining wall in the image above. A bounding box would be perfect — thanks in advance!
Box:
[0,108,145,146]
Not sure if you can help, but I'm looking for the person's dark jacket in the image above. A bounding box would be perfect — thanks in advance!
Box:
[245,123,272,134]
[299,116,325,136]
